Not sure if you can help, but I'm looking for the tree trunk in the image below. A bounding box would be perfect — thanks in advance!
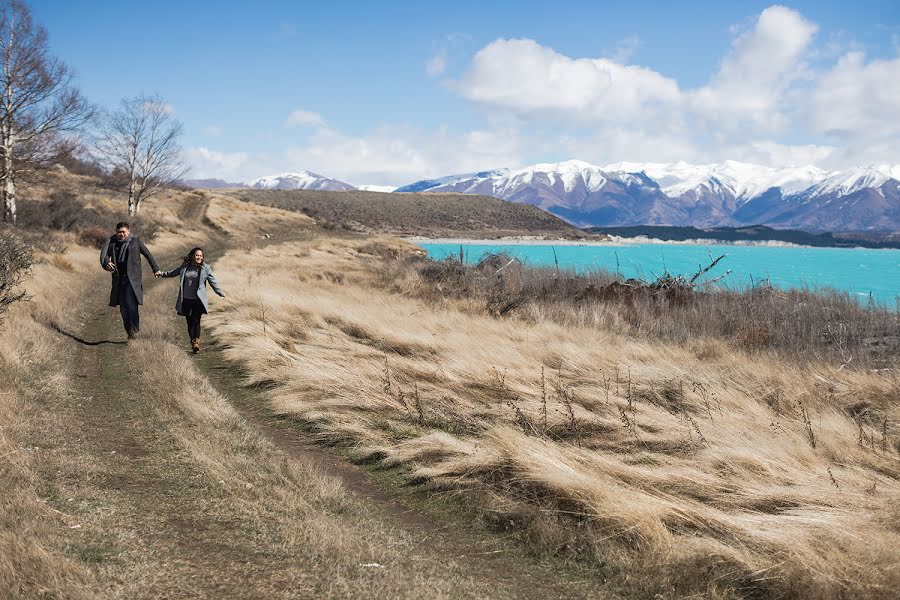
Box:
[2,153,14,224]
[127,178,136,216]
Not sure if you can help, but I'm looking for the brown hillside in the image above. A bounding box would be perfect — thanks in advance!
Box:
[217,188,587,238]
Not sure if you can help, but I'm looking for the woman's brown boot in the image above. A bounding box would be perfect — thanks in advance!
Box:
[191,338,200,353]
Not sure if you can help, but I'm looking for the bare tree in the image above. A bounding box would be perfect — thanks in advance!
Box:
[95,94,187,216]
[0,0,93,224]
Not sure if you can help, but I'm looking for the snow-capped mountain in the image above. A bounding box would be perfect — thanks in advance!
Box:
[249,171,355,191]
[356,184,397,193]
[397,160,900,231]
[602,161,830,200]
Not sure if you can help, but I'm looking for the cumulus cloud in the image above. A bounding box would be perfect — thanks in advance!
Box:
[450,5,899,168]
[285,109,327,128]
[808,51,900,139]
[691,5,818,132]
[455,38,680,125]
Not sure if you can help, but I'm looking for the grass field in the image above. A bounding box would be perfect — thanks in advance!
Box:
[207,233,900,599]
[0,182,605,598]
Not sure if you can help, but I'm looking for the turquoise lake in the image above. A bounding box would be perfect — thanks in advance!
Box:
[417,241,900,306]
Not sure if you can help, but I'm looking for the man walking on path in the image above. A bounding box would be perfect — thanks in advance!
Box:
[99,222,161,338]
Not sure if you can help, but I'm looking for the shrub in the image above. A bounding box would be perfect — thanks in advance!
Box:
[0,229,33,322]
[378,252,900,368]
[16,188,163,245]
[79,225,109,248]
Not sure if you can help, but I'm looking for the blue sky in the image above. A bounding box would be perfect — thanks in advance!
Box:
[30,1,900,185]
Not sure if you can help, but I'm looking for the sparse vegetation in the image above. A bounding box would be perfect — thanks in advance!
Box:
[220,187,587,239]
[377,249,900,368]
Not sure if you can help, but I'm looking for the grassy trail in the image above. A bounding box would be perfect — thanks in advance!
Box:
[29,237,607,598]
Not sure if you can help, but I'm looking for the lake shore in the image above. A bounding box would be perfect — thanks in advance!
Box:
[407,235,817,248]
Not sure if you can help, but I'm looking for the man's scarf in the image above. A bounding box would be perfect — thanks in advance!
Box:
[116,234,133,264]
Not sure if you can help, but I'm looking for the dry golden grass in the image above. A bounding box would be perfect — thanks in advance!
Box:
[203,191,317,240]
[0,244,98,599]
[209,235,900,599]
[4,191,575,598]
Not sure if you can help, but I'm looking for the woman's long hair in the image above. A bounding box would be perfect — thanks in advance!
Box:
[182,246,204,267]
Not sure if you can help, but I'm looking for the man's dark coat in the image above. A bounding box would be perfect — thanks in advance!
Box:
[99,235,160,306]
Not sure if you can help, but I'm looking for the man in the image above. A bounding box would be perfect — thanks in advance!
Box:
[99,222,161,338]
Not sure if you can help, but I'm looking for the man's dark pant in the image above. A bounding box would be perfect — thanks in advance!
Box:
[118,281,140,337]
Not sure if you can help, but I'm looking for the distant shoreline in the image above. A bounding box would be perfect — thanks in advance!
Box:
[406,235,897,250]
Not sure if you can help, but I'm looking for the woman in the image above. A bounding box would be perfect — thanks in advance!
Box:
[158,247,226,353]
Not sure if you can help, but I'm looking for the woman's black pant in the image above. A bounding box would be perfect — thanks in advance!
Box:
[181,298,206,340]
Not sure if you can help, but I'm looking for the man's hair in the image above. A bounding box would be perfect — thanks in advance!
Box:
[115,221,130,230]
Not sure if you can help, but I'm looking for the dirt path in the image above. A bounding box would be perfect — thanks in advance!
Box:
[33,236,609,598]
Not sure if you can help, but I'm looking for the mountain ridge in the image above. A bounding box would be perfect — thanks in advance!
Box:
[396,159,900,231]
[182,159,900,231]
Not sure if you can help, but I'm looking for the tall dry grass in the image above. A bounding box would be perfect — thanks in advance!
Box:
[377,250,900,368]
[209,236,900,599]
[0,244,98,599]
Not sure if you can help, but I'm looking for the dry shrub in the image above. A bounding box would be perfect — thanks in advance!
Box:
[379,252,900,369]
[16,189,163,244]
[78,224,109,248]
[0,229,33,321]
[45,253,75,272]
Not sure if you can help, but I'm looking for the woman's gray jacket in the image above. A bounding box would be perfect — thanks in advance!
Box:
[159,263,225,315]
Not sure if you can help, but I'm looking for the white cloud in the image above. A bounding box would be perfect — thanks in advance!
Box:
[448,5,900,169]
[455,38,681,125]
[808,51,900,139]
[285,109,327,129]
[690,5,818,133]
[184,146,253,181]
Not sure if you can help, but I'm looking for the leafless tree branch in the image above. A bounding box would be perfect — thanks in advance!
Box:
[93,94,187,215]
[0,0,93,224]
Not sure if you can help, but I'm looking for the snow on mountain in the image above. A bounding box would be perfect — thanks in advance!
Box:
[356,184,397,193]
[249,171,355,191]
[602,160,831,200]
[397,159,900,230]
[875,164,900,180]
[394,169,510,193]
[806,167,891,197]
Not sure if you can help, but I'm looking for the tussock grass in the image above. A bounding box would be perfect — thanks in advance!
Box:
[209,236,900,599]
[0,245,98,599]
[378,248,900,368]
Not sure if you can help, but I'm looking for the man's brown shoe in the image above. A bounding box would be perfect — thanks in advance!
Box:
[191,338,200,353]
